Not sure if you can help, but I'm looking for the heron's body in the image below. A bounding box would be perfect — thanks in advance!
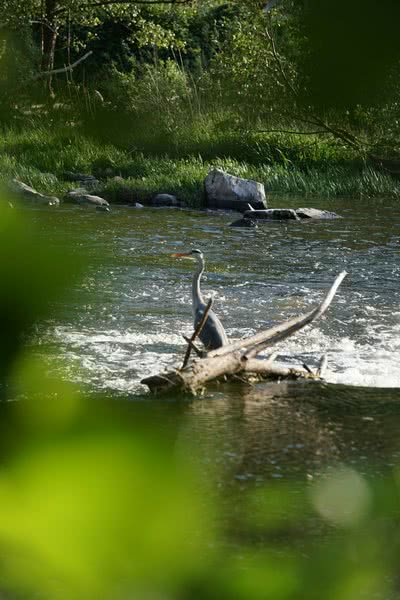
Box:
[173,249,229,351]
[191,253,229,350]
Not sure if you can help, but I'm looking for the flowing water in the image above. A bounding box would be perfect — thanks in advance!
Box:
[30,196,400,484]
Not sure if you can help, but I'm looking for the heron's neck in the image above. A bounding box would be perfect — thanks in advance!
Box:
[192,258,205,311]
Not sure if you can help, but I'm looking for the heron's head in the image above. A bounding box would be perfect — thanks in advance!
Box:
[171,248,204,262]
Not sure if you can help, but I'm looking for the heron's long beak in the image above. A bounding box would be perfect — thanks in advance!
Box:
[170,253,195,260]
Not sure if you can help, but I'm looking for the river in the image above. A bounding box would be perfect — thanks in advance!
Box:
[30,195,400,485]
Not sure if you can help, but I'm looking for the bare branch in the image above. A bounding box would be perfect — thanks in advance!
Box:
[256,129,332,136]
[242,360,315,380]
[33,50,93,79]
[265,24,299,99]
[30,19,58,34]
[208,271,348,360]
[182,336,203,359]
[181,297,213,369]
[317,354,328,378]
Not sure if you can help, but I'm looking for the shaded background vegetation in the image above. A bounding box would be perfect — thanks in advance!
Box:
[0,0,399,203]
[1,0,400,163]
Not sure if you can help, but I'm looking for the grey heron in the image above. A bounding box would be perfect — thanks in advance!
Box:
[171,249,229,351]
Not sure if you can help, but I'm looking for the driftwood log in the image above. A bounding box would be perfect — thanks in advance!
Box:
[142,272,347,395]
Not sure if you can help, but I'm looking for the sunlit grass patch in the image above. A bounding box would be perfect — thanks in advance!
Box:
[1,124,400,206]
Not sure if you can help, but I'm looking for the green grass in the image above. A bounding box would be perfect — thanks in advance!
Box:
[1,124,400,207]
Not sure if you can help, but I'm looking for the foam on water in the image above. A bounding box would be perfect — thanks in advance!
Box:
[281,326,400,388]
[50,311,400,393]
[50,326,185,393]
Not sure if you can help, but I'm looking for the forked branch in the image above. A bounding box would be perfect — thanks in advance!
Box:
[208,271,347,359]
[181,297,213,368]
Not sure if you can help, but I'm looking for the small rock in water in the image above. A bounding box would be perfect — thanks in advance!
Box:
[243,208,299,220]
[242,207,342,221]
[229,217,258,228]
[64,187,88,200]
[64,189,109,208]
[78,194,109,207]
[46,196,60,206]
[295,207,341,219]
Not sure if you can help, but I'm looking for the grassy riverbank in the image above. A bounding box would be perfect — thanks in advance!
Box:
[2,124,400,206]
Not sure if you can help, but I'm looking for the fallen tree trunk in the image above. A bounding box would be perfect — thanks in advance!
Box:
[141,272,347,395]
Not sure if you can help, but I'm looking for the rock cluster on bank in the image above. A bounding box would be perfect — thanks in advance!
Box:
[7,168,341,221]
[202,168,341,223]
[8,177,186,211]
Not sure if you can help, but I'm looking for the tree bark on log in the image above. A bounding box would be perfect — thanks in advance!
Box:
[141,272,347,395]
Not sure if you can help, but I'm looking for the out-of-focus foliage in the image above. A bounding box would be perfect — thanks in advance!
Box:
[0,391,212,600]
[300,0,400,108]
[0,202,77,384]
[0,199,215,599]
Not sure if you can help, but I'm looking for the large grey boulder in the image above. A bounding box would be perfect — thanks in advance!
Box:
[10,180,60,207]
[205,168,267,211]
[64,189,109,208]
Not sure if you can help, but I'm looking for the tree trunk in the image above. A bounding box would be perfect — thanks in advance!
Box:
[41,0,58,94]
